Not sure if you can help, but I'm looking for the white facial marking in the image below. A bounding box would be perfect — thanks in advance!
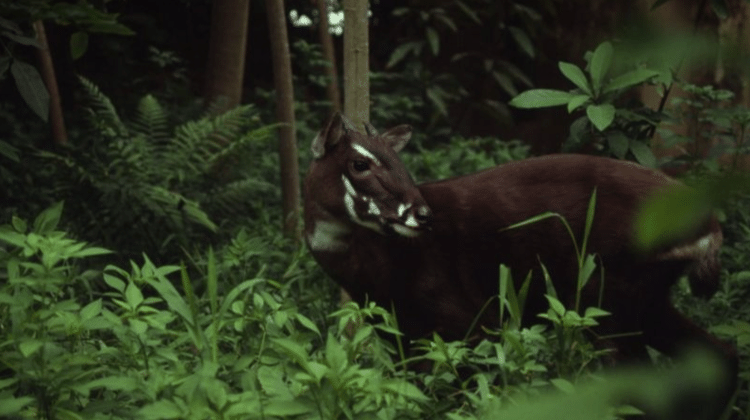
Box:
[344,192,383,233]
[341,175,357,197]
[404,213,418,228]
[392,224,420,238]
[368,200,381,216]
[306,220,351,252]
[351,143,381,166]
[397,203,410,217]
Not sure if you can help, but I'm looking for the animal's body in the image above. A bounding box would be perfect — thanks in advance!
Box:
[303,113,736,407]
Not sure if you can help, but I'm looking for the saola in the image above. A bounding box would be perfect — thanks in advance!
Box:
[303,113,736,410]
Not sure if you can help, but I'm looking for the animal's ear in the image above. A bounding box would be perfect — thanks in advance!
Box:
[379,124,412,153]
[364,122,378,136]
[311,113,356,159]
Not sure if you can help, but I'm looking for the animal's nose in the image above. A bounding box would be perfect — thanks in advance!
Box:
[415,205,432,224]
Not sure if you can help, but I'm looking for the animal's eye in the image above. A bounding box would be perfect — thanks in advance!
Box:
[352,160,370,172]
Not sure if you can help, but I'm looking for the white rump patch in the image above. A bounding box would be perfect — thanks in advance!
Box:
[351,143,381,166]
[306,220,351,252]
[656,231,721,260]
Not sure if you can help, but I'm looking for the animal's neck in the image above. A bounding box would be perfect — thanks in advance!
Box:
[304,204,354,253]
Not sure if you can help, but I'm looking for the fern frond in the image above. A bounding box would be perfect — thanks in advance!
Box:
[164,105,256,178]
[139,185,218,232]
[204,178,276,215]
[208,123,278,166]
[132,95,169,142]
[78,75,127,137]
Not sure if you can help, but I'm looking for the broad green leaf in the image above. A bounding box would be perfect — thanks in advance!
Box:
[70,31,89,60]
[629,140,657,167]
[2,31,42,47]
[70,246,112,258]
[550,377,576,394]
[325,332,347,370]
[138,400,183,419]
[456,1,481,23]
[567,94,589,113]
[0,396,34,416]
[129,318,148,335]
[19,339,44,357]
[607,132,629,159]
[589,42,613,93]
[264,400,314,416]
[295,313,321,335]
[80,299,102,321]
[89,22,135,36]
[11,215,26,233]
[509,89,573,109]
[634,185,709,251]
[11,59,49,121]
[509,26,534,58]
[604,69,660,94]
[382,380,430,401]
[427,86,448,115]
[387,42,420,68]
[85,376,138,392]
[545,295,566,316]
[426,27,439,55]
[559,62,591,95]
[584,307,611,318]
[0,139,19,162]
[586,104,615,131]
[103,273,126,292]
[125,281,144,308]
[493,71,517,96]
[33,201,63,233]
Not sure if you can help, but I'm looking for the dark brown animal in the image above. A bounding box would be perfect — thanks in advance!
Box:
[303,113,736,409]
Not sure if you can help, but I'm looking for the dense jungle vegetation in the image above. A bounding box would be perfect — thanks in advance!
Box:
[1,0,750,418]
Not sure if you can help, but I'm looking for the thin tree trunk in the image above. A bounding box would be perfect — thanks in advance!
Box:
[315,0,341,113]
[340,0,370,305]
[33,20,67,146]
[205,0,250,113]
[343,0,369,128]
[267,0,301,241]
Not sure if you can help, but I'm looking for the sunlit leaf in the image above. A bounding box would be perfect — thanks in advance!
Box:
[509,89,573,108]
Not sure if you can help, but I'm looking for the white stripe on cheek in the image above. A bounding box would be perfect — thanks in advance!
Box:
[397,203,410,217]
[341,175,357,196]
[351,143,381,166]
[368,200,381,216]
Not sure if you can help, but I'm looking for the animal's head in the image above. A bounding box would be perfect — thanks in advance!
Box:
[305,113,432,237]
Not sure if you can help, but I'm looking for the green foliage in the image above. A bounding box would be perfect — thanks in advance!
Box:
[401,136,530,181]
[510,41,663,166]
[0,197,738,419]
[34,77,278,261]
[382,1,540,135]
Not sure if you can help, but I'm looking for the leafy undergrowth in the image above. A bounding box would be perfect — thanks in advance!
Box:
[0,204,735,419]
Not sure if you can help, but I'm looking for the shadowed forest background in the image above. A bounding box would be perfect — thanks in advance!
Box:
[2,0,750,418]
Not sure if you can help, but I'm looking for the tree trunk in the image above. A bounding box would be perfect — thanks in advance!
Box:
[315,0,342,113]
[267,0,301,242]
[204,0,250,113]
[340,0,370,305]
[343,0,370,128]
[33,20,67,146]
